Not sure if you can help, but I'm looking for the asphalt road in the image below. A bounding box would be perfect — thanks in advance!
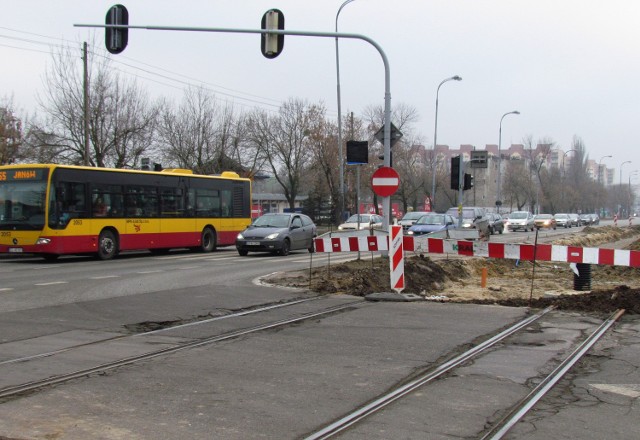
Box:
[0,224,638,439]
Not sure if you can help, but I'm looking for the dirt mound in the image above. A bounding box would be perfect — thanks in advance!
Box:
[266,227,640,315]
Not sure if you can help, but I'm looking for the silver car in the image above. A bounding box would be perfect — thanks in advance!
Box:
[506,211,535,232]
[236,213,316,256]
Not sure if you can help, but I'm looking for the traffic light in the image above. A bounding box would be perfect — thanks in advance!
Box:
[463,173,474,190]
[261,9,285,58]
[450,156,460,190]
[105,4,129,54]
[378,151,393,167]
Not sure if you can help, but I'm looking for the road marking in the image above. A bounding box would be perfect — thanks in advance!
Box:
[0,288,14,292]
[136,270,162,274]
[34,281,68,286]
[89,275,121,279]
[177,266,201,270]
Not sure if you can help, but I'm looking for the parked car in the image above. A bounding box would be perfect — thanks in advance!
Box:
[569,213,581,227]
[338,214,384,231]
[486,212,505,235]
[398,211,430,231]
[534,213,557,230]
[406,213,456,236]
[505,211,535,232]
[554,213,572,228]
[236,213,316,256]
[589,213,600,225]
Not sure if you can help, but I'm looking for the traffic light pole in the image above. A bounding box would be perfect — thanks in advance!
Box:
[75,21,394,230]
[457,156,465,228]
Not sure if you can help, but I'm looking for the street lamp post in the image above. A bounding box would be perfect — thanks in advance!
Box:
[620,160,631,187]
[620,160,631,217]
[496,110,520,212]
[561,149,576,211]
[598,155,612,185]
[335,0,356,223]
[598,155,612,217]
[431,75,462,211]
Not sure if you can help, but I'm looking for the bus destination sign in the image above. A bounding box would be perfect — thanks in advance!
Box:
[0,169,45,182]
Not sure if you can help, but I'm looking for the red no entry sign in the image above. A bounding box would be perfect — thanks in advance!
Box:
[371,166,400,197]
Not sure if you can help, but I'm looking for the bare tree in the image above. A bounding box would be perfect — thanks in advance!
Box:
[246,98,319,210]
[0,97,23,164]
[158,87,246,174]
[30,42,157,167]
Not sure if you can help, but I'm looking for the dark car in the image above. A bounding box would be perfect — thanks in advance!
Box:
[236,213,316,256]
[486,213,505,235]
[407,213,456,236]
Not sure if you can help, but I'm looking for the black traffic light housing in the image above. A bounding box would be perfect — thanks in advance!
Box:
[105,4,129,54]
[450,156,460,190]
[378,151,393,167]
[463,173,473,190]
[261,9,285,58]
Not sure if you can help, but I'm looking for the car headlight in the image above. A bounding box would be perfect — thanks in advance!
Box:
[36,238,51,245]
[407,230,414,235]
[265,233,280,240]
[236,233,244,240]
[338,226,344,230]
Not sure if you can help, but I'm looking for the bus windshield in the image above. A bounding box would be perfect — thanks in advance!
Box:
[0,169,48,230]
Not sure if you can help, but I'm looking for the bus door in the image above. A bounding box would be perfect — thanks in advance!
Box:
[123,186,160,250]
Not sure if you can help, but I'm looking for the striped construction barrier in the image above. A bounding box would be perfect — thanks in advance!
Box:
[313,235,640,268]
[389,225,405,292]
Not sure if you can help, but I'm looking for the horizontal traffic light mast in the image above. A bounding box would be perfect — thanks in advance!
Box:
[75,8,399,228]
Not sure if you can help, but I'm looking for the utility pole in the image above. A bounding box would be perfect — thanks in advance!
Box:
[82,42,90,166]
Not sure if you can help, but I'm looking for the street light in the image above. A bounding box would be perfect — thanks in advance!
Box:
[562,149,577,175]
[431,75,462,210]
[620,160,632,217]
[496,110,520,212]
[598,155,612,184]
[561,149,576,211]
[335,0,357,223]
[620,160,632,187]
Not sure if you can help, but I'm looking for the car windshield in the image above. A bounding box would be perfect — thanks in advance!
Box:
[416,214,444,225]
[509,212,528,219]
[402,212,425,221]
[345,214,371,223]
[536,214,552,219]
[555,214,568,218]
[253,214,290,228]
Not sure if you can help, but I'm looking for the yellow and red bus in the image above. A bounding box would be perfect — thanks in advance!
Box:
[0,164,252,260]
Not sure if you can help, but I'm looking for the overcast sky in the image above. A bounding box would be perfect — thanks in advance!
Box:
[2,1,639,181]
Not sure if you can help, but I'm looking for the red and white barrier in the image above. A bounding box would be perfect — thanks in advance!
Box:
[389,225,405,293]
[313,235,640,268]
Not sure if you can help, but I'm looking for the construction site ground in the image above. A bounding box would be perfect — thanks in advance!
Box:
[264,226,640,316]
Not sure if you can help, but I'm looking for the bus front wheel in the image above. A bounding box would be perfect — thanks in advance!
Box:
[200,228,216,253]
[98,230,118,260]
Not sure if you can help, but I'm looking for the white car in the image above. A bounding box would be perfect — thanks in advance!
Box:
[505,211,535,232]
[398,211,430,231]
[338,214,384,231]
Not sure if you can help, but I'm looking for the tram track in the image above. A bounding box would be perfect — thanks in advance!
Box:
[304,307,626,440]
[0,297,364,402]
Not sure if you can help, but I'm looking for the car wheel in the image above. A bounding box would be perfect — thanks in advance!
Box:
[238,249,248,256]
[98,229,118,260]
[279,239,291,256]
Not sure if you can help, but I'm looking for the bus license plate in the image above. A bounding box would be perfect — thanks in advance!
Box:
[8,247,23,253]
[246,241,260,246]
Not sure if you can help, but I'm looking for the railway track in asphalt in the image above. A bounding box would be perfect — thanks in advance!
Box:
[0,296,364,402]
[304,308,626,439]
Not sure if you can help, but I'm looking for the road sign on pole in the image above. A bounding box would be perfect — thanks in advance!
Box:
[371,166,400,197]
